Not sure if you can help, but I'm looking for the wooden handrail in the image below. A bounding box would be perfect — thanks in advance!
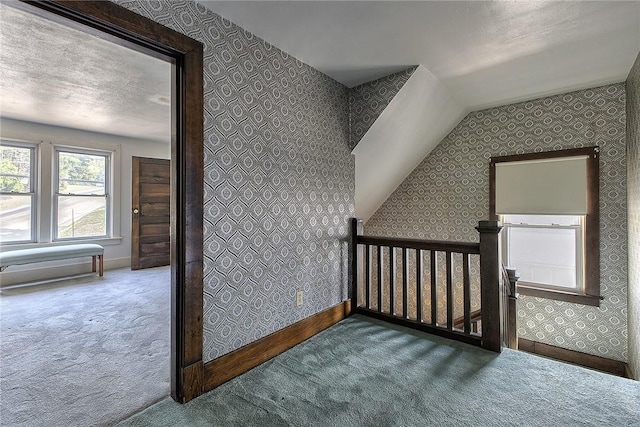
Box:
[350,218,506,353]
[356,235,480,254]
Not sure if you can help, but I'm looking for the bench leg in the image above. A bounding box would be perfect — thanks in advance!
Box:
[92,255,104,276]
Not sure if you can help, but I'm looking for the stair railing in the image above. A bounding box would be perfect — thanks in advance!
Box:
[350,218,507,352]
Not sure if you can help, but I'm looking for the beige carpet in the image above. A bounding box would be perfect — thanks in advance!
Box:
[0,266,171,427]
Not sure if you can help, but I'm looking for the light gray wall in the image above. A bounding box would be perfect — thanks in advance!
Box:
[0,117,170,285]
[366,84,628,362]
[626,52,640,379]
[114,1,355,361]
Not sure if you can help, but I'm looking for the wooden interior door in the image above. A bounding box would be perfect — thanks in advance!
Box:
[131,156,170,270]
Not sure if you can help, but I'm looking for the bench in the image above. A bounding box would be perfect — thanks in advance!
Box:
[0,244,104,277]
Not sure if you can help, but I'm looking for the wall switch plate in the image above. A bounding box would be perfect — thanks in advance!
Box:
[296,290,303,306]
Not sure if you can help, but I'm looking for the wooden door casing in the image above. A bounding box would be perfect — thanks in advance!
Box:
[132,157,170,270]
[26,0,204,403]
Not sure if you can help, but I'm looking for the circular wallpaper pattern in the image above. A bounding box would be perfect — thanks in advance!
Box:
[116,0,356,361]
[350,67,417,149]
[366,84,628,362]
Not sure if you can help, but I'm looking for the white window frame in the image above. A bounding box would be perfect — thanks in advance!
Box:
[0,139,38,244]
[0,137,121,252]
[501,215,584,293]
[53,146,112,241]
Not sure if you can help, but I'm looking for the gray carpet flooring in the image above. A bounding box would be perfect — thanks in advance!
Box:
[0,266,171,427]
[118,315,640,427]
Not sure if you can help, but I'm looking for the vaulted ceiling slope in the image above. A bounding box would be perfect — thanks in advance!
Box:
[353,66,466,220]
[199,1,640,111]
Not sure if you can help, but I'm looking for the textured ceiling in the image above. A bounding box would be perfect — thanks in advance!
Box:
[2,2,638,143]
[0,3,172,143]
[200,0,640,110]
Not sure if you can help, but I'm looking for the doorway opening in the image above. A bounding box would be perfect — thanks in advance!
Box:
[2,0,204,405]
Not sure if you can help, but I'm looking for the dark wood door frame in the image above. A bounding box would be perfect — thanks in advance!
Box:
[19,0,204,402]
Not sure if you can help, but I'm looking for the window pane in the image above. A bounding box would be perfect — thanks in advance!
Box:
[57,196,106,238]
[0,194,32,242]
[58,152,106,195]
[507,226,577,288]
[0,145,32,193]
[503,214,580,226]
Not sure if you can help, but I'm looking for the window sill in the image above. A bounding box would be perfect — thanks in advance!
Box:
[0,237,123,251]
[518,284,602,307]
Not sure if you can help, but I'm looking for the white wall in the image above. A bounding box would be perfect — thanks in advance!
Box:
[0,118,170,286]
[352,66,466,222]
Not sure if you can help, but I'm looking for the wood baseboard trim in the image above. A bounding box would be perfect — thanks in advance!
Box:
[518,338,626,377]
[624,363,635,380]
[180,360,204,403]
[203,300,351,392]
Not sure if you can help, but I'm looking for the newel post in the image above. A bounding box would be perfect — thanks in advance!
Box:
[349,218,362,315]
[476,220,503,352]
[505,267,520,349]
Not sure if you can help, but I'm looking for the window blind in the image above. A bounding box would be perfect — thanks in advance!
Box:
[495,155,588,215]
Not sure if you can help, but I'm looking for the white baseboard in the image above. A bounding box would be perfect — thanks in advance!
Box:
[0,257,131,287]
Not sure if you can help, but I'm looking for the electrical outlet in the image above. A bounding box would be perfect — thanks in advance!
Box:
[296,290,303,307]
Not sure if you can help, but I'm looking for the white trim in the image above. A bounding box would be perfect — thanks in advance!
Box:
[1,139,122,246]
[0,139,38,244]
[39,141,53,242]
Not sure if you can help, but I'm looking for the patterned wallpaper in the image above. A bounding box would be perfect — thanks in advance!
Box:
[366,84,628,362]
[349,67,416,149]
[114,1,354,361]
[627,53,640,379]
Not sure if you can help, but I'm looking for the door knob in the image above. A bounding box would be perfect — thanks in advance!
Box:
[133,208,139,214]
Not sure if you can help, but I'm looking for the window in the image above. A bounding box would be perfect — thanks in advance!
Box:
[0,141,36,243]
[502,214,582,291]
[54,148,110,240]
[490,147,601,306]
[0,139,119,248]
